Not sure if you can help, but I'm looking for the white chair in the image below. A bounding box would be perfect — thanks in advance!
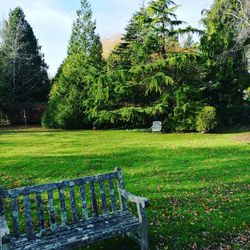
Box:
[152,121,162,132]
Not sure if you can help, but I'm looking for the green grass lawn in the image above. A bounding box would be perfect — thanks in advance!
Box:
[0,127,249,249]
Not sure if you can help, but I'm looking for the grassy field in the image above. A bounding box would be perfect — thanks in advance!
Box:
[0,127,249,249]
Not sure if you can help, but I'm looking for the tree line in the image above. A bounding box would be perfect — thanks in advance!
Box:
[0,0,249,131]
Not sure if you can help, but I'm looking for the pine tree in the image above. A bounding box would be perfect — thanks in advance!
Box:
[0,7,50,105]
[43,0,104,129]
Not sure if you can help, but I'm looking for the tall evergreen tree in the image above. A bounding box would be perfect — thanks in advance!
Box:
[43,0,104,129]
[87,0,203,131]
[200,0,250,125]
[0,7,50,105]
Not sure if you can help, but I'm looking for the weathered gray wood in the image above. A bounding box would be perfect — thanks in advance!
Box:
[119,187,149,250]
[0,188,10,241]
[108,178,117,212]
[24,195,33,238]
[89,182,98,217]
[0,188,5,216]
[0,215,9,241]
[137,203,149,250]
[0,188,9,245]
[120,190,149,208]
[126,231,141,245]
[69,186,78,222]
[58,189,67,226]
[11,197,19,237]
[47,190,56,229]
[0,168,149,250]
[98,180,107,215]
[79,185,88,220]
[10,212,140,250]
[4,172,118,198]
[116,167,127,210]
[36,192,45,230]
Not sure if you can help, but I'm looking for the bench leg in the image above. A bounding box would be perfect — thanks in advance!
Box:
[1,238,10,250]
[139,224,148,250]
[137,204,149,250]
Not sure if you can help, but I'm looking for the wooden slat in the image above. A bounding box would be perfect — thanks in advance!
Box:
[36,192,45,230]
[1,169,149,249]
[0,188,5,216]
[4,172,118,198]
[116,167,127,210]
[99,179,107,215]
[89,182,98,217]
[10,211,140,249]
[79,185,88,220]
[11,197,20,237]
[58,189,67,226]
[69,186,78,222]
[108,178,117,212]
[47,190,56,229]
[24,195,33,238]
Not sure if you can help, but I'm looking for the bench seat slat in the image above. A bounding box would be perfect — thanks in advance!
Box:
[9,211,139,250]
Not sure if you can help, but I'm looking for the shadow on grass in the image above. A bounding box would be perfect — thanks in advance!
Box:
[0,145,248,185]
[0,145,249,249]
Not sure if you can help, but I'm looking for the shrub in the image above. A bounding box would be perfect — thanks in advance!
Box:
[196,106,217,132]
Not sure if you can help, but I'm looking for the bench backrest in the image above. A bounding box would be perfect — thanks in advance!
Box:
[0,168,127,239]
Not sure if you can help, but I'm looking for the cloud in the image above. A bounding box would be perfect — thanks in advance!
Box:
[0,0,213,76]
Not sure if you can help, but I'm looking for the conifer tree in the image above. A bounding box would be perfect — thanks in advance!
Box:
[88,0,202,131]
[200,0,249,126]
[0,7,50,105]
[43,0,104,129]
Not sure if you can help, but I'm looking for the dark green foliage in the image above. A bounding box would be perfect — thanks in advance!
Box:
[0,7,50,106]
[195,106,217,132]
[200,0,250,126]
[87,0,203,131]
[44,0,249,130]
[43,0,104,129]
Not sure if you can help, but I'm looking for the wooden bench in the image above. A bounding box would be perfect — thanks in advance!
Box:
[0,168,149,250]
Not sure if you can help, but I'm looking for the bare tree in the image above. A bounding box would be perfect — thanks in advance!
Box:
[228,0,250,27]
[227,0,250,47]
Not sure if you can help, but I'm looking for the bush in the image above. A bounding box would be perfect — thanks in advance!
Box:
[196,106,217,132]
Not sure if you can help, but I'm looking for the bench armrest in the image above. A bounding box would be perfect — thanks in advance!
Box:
[120,189,149,208]
[0,215,10,238]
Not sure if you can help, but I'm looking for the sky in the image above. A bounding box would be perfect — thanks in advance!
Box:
[0,0,213,76]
